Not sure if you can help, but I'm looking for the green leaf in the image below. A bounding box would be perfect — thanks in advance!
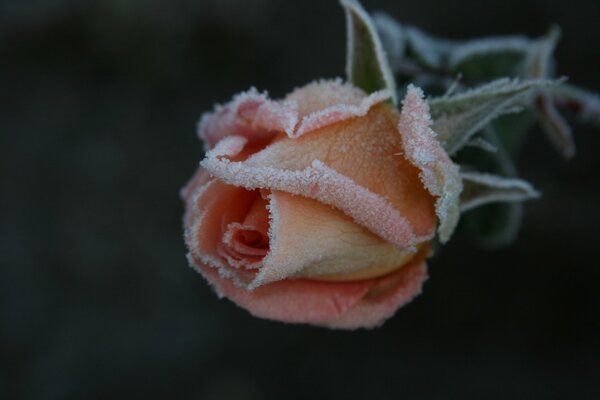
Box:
[341,0,397,104]
[455,129,526,248]
[449,36,534,81]
[429,78,556,155]
[460,171,540,212]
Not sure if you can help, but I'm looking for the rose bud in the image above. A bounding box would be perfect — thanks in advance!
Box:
[182,79,462,329]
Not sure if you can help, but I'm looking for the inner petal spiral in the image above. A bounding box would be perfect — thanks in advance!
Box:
[220,193,270,268]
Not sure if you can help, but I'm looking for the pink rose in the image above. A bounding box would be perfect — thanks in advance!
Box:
[182,79,461,329]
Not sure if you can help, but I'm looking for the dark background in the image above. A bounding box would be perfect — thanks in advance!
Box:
[1,0,599,399]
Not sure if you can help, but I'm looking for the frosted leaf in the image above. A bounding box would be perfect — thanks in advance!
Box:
[398,85,462,243]
[430,78,556,154]
[464,137,498,153]
[457,128,527,248]
[460,171,540,212]
[405,27,456,69]
[526,27,560,79]
[372,12,406,71]
[342,0,398,104]
[201,136,422,250]
[449,35,533,74]
[552,84,600,126]
[537,93,575,159]
[524,27,576,159]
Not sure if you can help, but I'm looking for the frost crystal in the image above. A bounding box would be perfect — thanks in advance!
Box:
[398,85,462,243]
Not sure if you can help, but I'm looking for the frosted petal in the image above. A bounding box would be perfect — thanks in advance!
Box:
[398,85,462,243]
[322,257,428,329]
[250,191,418,289]
[294,90,391,137]
[198,87,298,150]
[188,252,428,330]
[198,80,395,151]
[201,136,421,250]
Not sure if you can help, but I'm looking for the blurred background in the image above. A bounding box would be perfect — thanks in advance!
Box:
[1,0,599,399]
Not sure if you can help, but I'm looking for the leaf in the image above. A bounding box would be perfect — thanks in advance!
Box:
[429,78,556,155]
[460,172,540,212]
[342,0,397,104]
[537,93,576,159]
[526,27,576,159]
[455,129,526,248]
[449,36,534,81]
[404,26,455,70]
[372,12,406,71]
[551,83,600,126]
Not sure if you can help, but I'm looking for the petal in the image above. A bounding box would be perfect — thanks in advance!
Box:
[198,80,392,151]
[321,256,428,329]
[398,85,463,243]
[250,191,417,288]
[184,178,261,285]
[201,136,424,250]
[180,167,211,204]
[285,79,391,137]
[198,88,298,150]
[188,250,428,329]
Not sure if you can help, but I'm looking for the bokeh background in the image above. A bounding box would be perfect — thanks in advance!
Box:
[1,0,599,399]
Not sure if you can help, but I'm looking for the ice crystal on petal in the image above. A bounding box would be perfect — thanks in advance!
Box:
[201,136,421,250]
[398,85,462,243]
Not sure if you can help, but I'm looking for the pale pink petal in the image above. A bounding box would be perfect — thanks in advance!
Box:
[398,85,463,243]
[193,259,371,323]
[198,88,298,150]
[183,178,261,286]
[201,136,420,250]
[180,167,211,204]
[198,80,392,150]
[188,253,428,329]
[322,258,428,329]
[249,191,419,289]
[244,101,436,239]
[285,79,391,137]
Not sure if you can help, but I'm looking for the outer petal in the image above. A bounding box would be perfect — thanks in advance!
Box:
[244,102,436,239]
[198,80,392,150]
[251,191,417,288]
[201,136,423,250]
[198,88,298,150]
[321,257,428,329]
[398,85,463,243]
[189,252,428,330]
[285,79,392,137]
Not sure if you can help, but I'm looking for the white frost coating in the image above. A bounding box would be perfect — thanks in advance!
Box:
[553,84,600,126]
[460,172,540,212]
[372,12,406,70]
[398,85,462,243]
[201,136,420,251]
[294,89,391,137]
[198,87,298,150]
[199,81,391,149]
[341,0,398,105]
[449,36,533,68]
[405,27,455,69]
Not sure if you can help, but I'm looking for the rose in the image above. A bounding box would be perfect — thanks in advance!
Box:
[182,79,461,329]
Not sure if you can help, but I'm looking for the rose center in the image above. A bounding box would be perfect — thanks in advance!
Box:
[235,229,269,249]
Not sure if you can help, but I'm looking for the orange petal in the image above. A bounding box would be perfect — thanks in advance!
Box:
[188,252,427,330]
[201,136,423,250]
[250,191,417,288]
